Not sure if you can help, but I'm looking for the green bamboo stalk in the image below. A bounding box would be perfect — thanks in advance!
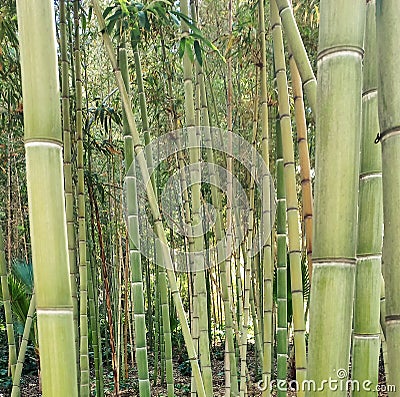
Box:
[120,42,151,397]
[307,1,365,396]
[271,2,307,396]
[60,0,79,359]
[198,86,239,397]
[352,2,382,396]
[258,1,273,395]
[274,0,317,116]
[275,118,288,397]
[16,0,78,395]
[376,0,400,391]
[239,163,255,397]
[0,224,17,379]
[153,263,160,384]
[131,37,174,397]
[72,1,89,394]
[288,51,313,282]
[224,0,240,394]
[87,251,104,397]
[11,294,36,397]
[179,0,213,394]
[91,2,207,395]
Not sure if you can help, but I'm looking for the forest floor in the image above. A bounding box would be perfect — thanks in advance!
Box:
[0,340,390,397]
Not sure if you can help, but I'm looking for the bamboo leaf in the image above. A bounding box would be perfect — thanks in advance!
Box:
[178,37,186,59]
[194,39,202,66]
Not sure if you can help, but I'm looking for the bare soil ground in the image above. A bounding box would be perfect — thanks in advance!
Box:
[0,342,390,396]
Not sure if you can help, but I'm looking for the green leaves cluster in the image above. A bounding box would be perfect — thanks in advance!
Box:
[102,0,223,66]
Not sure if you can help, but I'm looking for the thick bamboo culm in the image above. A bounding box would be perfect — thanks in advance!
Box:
[307,2,365,397]
[376,0,400,390]
[16,0,78,395]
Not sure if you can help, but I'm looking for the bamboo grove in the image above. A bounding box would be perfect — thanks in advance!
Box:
[0,0,399,396]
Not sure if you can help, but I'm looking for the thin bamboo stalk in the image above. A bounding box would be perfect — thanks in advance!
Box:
[274,0,317,116]
[288,51,313,282]
[352,2,382,395]
[0,225,17,379]
[275,118,288,397]
[271,2,307,396]
[11,294,36,397]
[180,0,213,394]
[120,42,151,397]
[87,251,104,397]
[60,0,79,360]
[258,1,273,395]
[72,1,89,394]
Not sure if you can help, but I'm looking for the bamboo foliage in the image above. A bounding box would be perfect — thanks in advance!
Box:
[376,0,400,391]
[307,2,365,396]
[16,0,78,395]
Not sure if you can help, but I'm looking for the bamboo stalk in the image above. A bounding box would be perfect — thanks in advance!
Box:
[275,118,288,397]
[16,0,78,394]
[376,0,400,391]
[271,3,307,396]
[258,1,273,395]
[0,224,17,380]
[11,294,36,397]
[60,0,79,361]
[274,0,317,116]
[120,42,151,397]
[352,2,382,395]
[307,1,365,396]
[288,51,313,282]
[72,1,90,394]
